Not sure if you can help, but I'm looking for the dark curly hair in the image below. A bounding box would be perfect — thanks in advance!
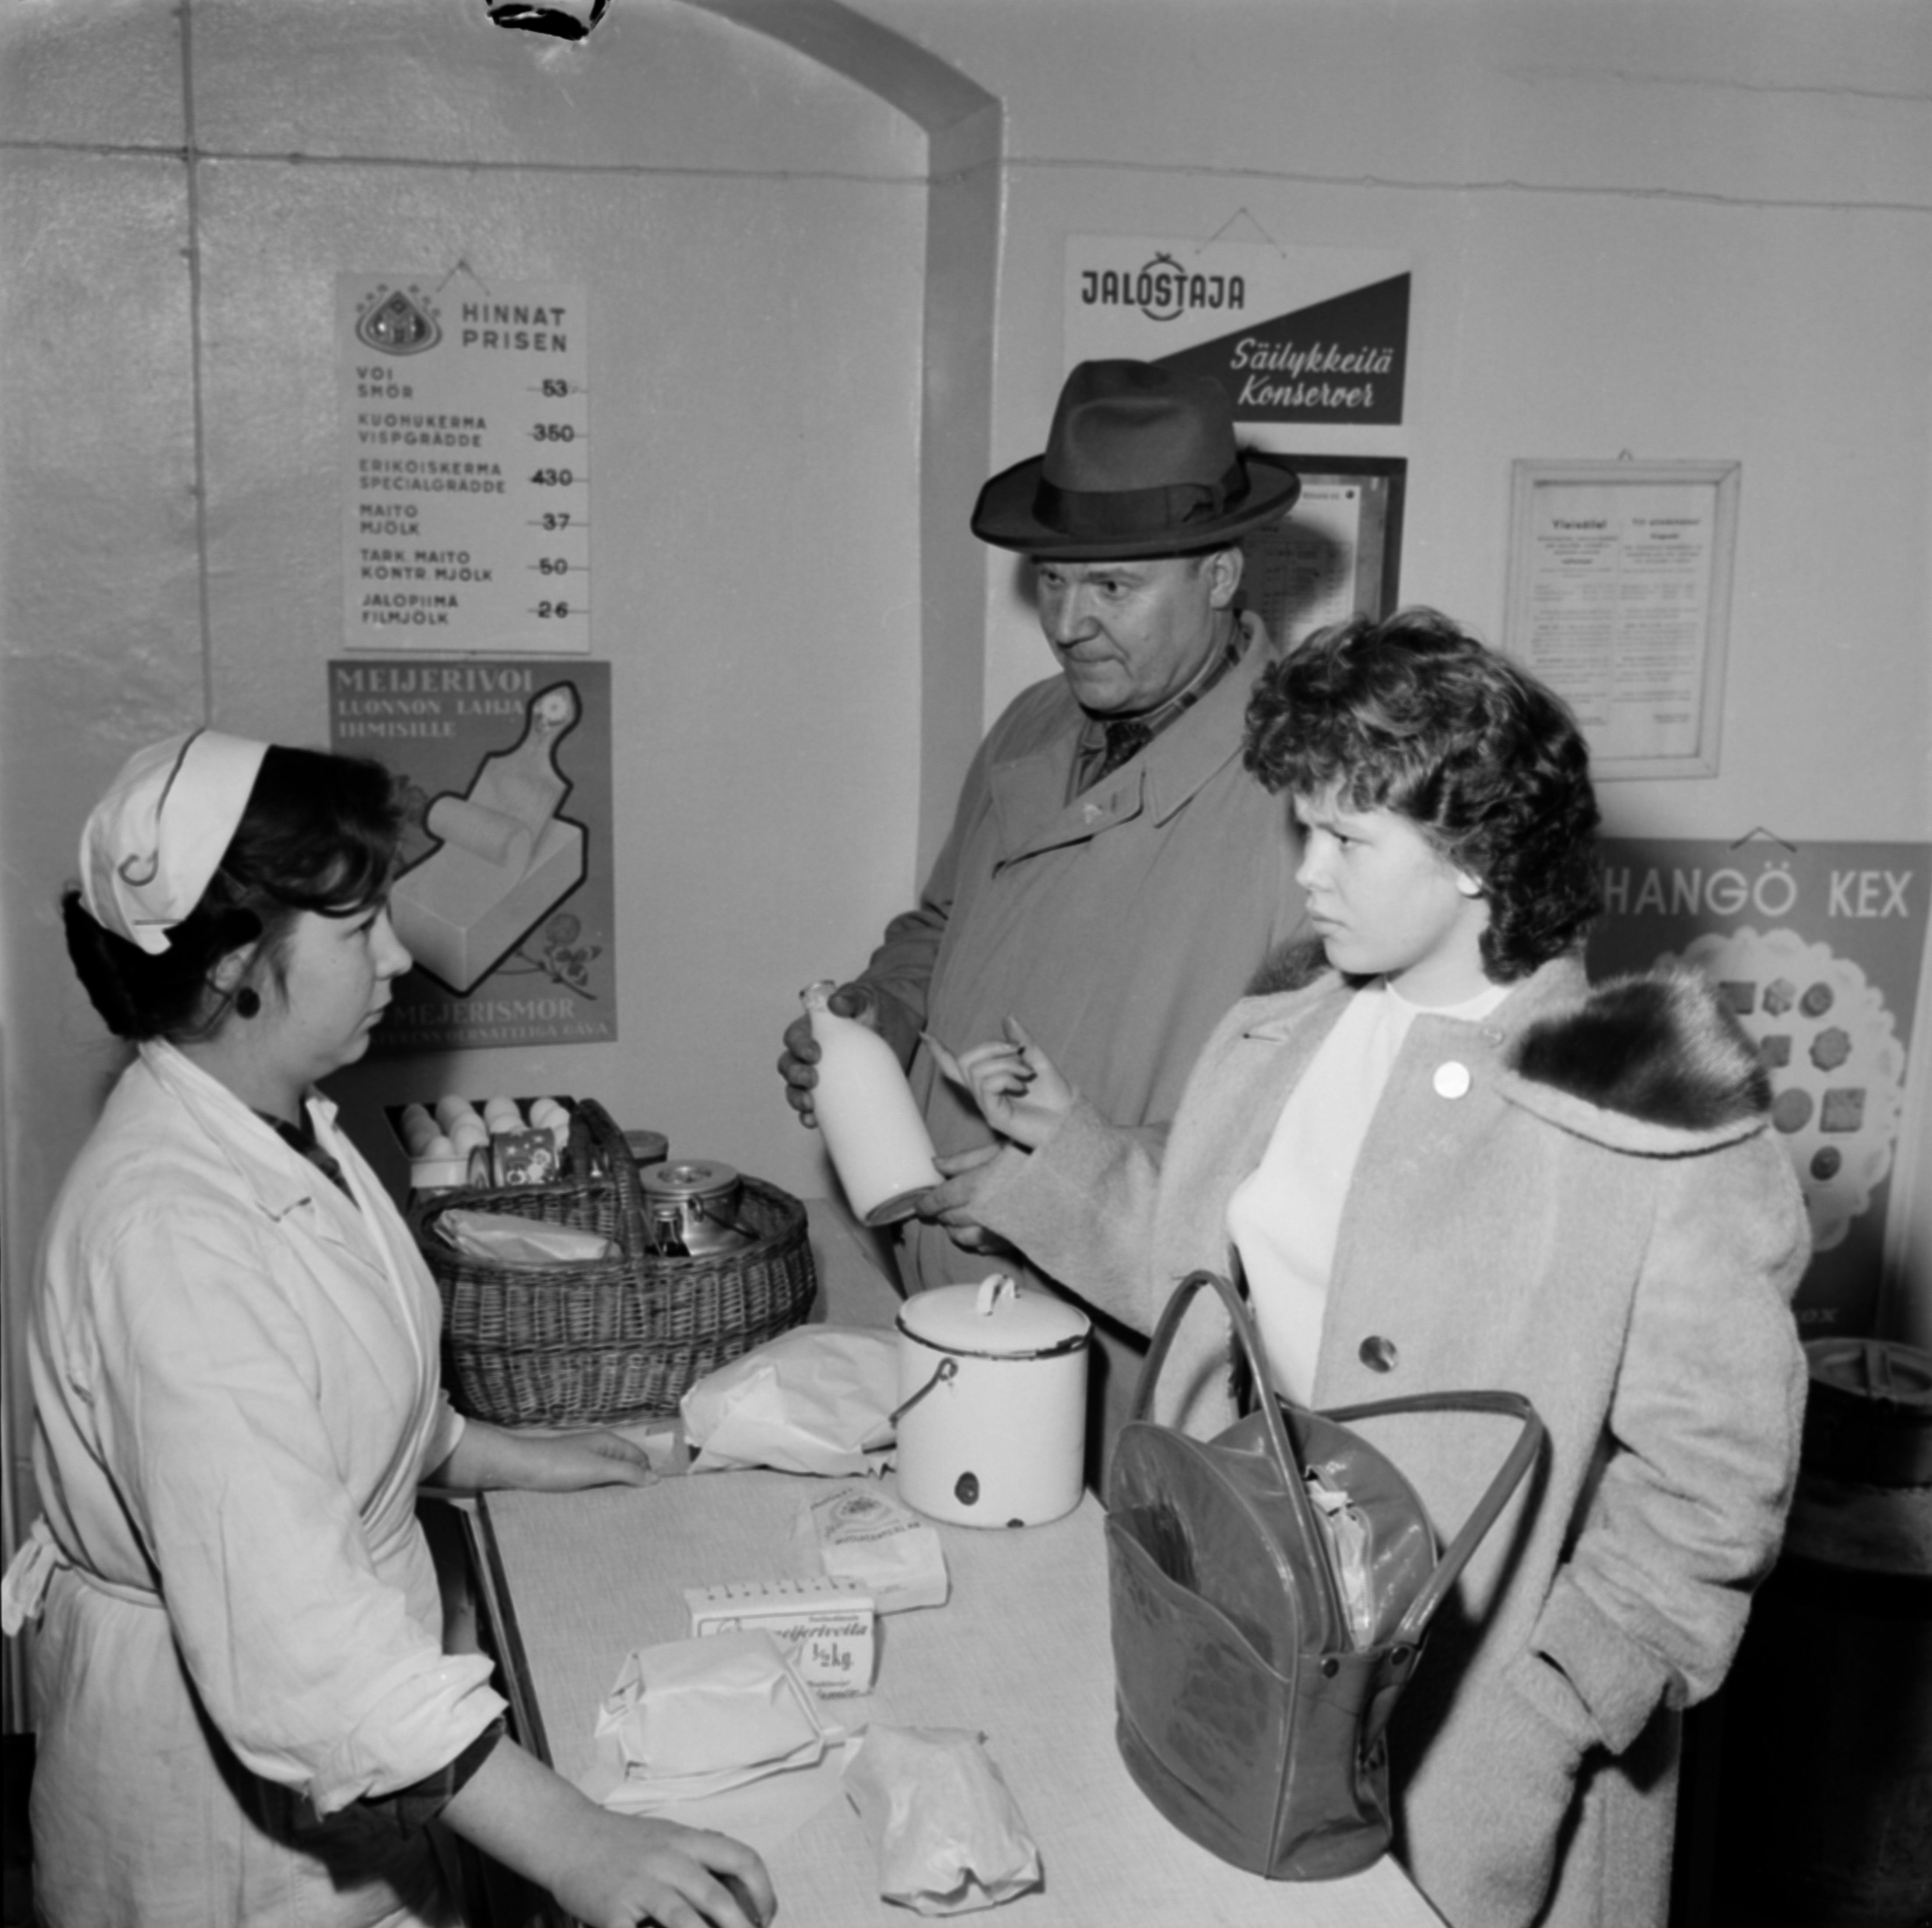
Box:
[64,746,405,1043]
[1244,607,1601,981]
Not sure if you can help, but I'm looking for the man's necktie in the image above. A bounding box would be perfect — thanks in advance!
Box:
[1092,717,1152,783]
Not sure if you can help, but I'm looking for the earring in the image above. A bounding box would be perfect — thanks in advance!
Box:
[235,986,261,1019]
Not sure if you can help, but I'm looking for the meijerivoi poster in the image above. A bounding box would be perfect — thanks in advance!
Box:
[1587,837,1928,1335]
[329,657,615,1049]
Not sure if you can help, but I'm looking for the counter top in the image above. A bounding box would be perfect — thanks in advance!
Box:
[466,1203,1443,1928]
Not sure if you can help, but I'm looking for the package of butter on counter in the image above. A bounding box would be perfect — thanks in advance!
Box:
[792,1485,951,1613]
[684,1576,876,1698]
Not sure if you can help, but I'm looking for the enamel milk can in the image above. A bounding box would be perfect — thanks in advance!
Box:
[894,1275,1091,1528]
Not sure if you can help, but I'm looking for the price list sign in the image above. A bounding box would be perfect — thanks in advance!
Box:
[340,273,590,653]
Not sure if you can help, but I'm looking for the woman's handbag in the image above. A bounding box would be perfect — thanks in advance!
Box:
[1105,1268,1544,1881]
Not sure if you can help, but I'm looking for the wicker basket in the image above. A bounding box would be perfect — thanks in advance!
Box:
[411,1099,817,1428]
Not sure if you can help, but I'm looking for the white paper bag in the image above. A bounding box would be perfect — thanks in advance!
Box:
[681,1326,899,1475]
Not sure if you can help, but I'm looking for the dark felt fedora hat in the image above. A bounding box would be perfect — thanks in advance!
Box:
[971,360,1301,559]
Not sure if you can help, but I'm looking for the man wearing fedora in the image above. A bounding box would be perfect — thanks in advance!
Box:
[779,360,1309,1447]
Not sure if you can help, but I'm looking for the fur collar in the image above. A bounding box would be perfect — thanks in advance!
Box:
[1245,942,1771,1136]
[1508,968,1771,1133]
[1246,935,1336,998]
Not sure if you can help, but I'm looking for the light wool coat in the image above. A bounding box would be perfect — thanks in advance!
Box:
[860,615,1306,1441]
[977,952,1810,1928]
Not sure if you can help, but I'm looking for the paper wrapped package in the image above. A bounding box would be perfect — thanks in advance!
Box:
[433,1208,619,1267]
[681,1325,899,1475]
[845,1725,1043,1915]
[685,1576,877,1697]
[588,1630,844,1809]
[789,1484,950,1613]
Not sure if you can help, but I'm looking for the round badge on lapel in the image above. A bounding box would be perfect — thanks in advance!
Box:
[1359,1335,1399,1373]
[1433,1061,1472,1100]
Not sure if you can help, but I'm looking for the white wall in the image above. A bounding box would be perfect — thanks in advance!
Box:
[869,1,1928,779]
[2,5,940,1164]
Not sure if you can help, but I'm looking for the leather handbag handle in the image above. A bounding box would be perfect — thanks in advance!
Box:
[1134,1268,1545,1653]
[1321,1389,1544,1647]
[1134,1267,1352,1647]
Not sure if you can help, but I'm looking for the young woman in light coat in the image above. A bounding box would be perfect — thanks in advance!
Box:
[933,610,1810,1928]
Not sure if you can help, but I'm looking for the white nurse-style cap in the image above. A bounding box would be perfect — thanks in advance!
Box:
[79,729,270,954]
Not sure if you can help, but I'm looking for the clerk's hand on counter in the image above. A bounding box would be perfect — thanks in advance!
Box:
[911,1145,1020,1257]
[444,1738,776,1928]
[426,1421,656,1493]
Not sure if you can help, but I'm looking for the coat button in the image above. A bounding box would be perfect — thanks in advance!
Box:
[1359,1335,1398,1372]
[1433,1060,1472,1099]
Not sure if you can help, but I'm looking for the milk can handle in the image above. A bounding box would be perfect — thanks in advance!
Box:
[975,1274,1018,1317]
[888,1355,958,1426]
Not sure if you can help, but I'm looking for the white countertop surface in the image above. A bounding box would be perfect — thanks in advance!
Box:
[471,1202,1443,1928]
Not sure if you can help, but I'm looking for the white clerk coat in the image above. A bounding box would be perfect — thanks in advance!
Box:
[21,1041,506,1927]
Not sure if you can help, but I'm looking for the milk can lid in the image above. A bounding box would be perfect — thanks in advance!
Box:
[638,1158,740,1201]
[897,1275,1091,1359]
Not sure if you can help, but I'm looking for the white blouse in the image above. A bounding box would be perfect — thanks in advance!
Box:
[1226,976,1511,1403]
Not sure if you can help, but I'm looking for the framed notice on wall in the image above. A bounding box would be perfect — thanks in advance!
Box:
[1503,460,1740,779]
[1240,454,1405,651]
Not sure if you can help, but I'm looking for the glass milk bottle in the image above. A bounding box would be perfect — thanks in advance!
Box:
[802,980,943,1224]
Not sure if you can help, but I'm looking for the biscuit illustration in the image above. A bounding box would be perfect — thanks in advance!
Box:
[1665,927,1905,1252]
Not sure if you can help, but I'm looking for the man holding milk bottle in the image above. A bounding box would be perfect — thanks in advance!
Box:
[778,360,1310,1464]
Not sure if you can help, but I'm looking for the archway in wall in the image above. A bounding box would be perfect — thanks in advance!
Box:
[688,0,1003,868]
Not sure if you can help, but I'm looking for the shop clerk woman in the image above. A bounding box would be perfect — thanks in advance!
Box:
[1,733,775,1928]
[934,612,1810,1928]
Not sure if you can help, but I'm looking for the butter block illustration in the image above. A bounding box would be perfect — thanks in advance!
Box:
[393,683,587,994]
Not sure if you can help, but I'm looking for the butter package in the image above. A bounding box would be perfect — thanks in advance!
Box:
[792,1485,951,1613]
[684,1575,876,1697]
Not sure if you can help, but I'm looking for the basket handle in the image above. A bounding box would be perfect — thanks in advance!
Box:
[568,1097,651,1257]
[1132,1267,1353,1651]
